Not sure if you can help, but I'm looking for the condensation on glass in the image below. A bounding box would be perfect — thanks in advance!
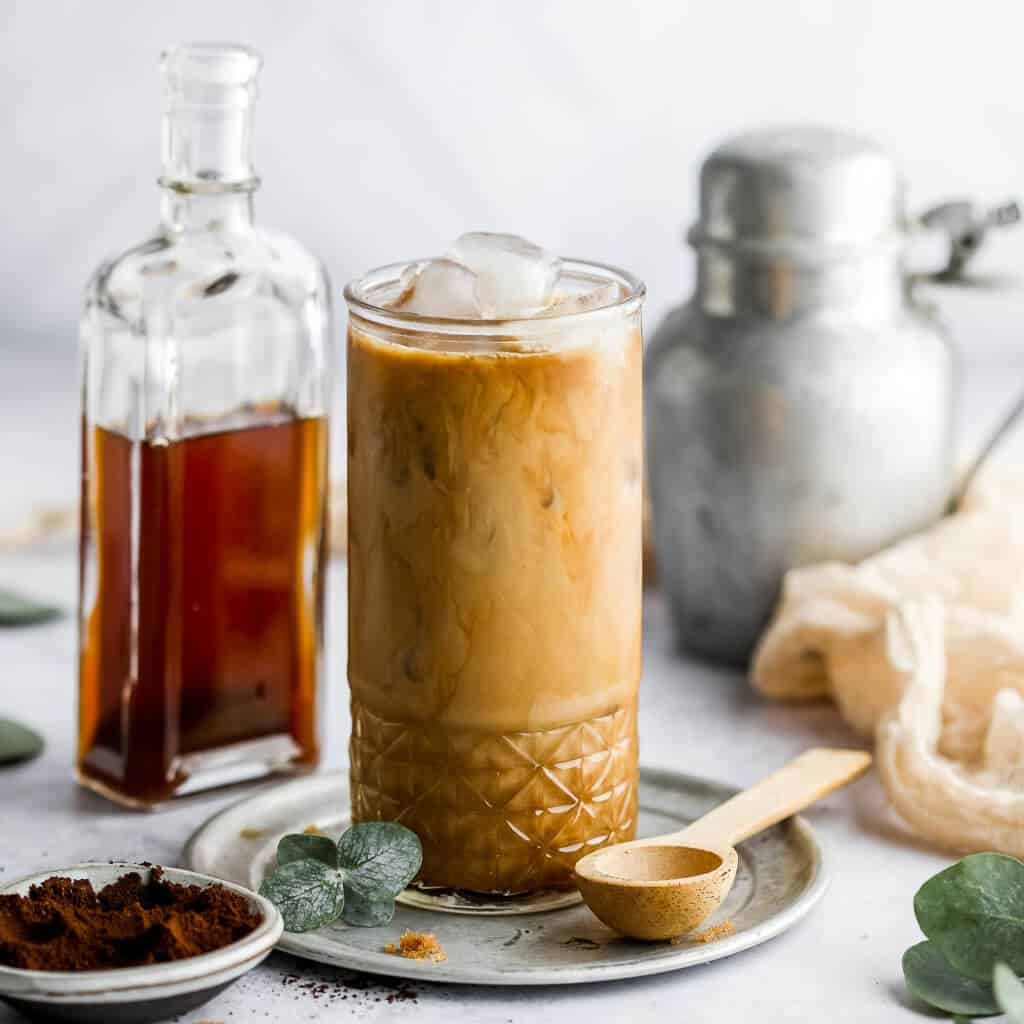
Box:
[77,44,332,807]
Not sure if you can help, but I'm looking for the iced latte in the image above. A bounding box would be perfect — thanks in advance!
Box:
[345,235,644,896]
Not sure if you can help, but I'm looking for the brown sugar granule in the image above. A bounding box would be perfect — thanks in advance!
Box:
[239,827,268,840]
[672,920,735,945]
[384,930,447,963]
[0,867,261,971]
[303,823,326,835]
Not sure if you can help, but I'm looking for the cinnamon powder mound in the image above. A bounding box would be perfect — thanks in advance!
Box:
[384,931,447,963]
[0,867,261,971]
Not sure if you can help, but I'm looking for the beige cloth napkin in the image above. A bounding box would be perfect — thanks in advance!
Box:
[751,468,1024,856]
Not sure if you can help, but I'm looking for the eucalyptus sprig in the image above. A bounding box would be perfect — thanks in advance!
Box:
[0,588,58,767]
[0,588,61,627]
[0,718,44,766]
[903,853,1024,1019]
[259,822,422,932]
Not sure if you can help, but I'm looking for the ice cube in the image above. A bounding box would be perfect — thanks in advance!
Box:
[386,264,418,307]
[542,281,624,317]
[394,259,480,317]
[448,232,561,318]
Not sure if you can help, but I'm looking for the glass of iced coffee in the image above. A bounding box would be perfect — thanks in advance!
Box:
[344,235,644,909]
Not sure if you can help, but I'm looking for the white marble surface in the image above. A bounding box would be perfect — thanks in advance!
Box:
[5,349,1024,1022]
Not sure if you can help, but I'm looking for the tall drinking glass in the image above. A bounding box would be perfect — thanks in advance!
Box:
[344,259,643,909]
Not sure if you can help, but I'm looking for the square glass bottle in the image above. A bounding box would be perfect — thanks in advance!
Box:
[77,44,332,807]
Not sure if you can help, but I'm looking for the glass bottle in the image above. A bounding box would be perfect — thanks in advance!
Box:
[77,43,332,808]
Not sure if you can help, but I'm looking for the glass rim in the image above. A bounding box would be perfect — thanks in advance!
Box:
[343,257,646,334]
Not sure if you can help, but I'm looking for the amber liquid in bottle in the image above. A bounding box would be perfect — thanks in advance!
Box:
[77,414,327,806]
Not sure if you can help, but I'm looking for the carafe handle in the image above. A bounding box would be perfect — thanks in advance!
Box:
[914,198,1020,284]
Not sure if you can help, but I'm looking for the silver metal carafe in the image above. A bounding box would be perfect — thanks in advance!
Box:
[646,125,1015,667]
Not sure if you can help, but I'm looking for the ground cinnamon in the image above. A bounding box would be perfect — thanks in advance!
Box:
[383,931,447,963]
[0,867,261,971]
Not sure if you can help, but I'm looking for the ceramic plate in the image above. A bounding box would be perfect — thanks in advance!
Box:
[184,768,825,985]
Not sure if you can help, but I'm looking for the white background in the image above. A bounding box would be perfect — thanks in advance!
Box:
[3,0,1024,348]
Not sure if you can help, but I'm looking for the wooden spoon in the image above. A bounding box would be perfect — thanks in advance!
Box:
[574,747,871,941]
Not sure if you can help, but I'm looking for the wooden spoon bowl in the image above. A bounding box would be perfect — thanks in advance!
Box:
[576,845,738,940]
[574,748,871,941]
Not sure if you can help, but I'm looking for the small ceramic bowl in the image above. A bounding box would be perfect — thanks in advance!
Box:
[0,862,282,1023]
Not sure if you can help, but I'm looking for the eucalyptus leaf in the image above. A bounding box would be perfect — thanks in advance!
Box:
[341,885,397,927]
[0,718,44,765]
[0,589,61,627]
[277,833,337,869]
[902,941,1000,1017]
[915,852,1024,982]
[336,822,422,901]
[259,820,423,932]
[994,963,1024,1023]
[259,858,346,933]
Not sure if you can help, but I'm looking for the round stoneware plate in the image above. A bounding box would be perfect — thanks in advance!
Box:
[184,768,826,985]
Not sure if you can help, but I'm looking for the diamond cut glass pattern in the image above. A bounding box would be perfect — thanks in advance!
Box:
[350,700,639,893]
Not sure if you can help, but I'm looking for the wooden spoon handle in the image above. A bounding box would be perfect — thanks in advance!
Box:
[667,748,871,851]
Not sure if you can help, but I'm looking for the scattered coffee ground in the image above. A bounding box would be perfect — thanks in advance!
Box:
[384,930,447,963]
[0,867,261,970]
[280,968,420,1006]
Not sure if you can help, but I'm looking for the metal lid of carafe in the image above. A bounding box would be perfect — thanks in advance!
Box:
[688,125,904,257]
